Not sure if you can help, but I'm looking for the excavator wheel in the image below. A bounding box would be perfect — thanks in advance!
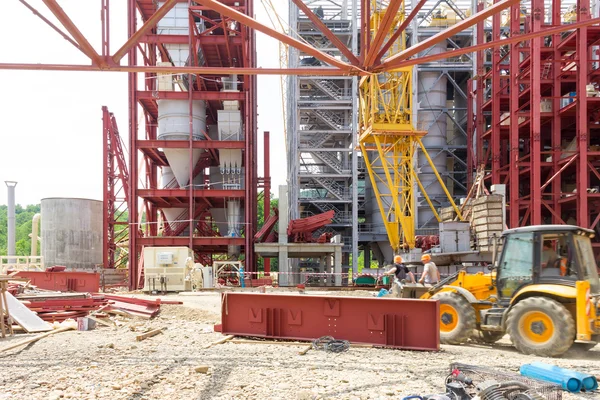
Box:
[471,330,505,344]
[506,296,575,357]
[432,292,476,345]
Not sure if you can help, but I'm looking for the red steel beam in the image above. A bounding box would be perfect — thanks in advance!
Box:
[138,90,245,101]
[216,293,440,351]
[386,18,600,69]
[138,189,245,198]
[140,34,242,45]
[290,0,360,66]
[375,0,427,63]
[41,0,105,67]
[18,0,82,52]
[137,237,245,246]
[363,0,403,67]
[112,0,178,63]
[194,0,360,73]
[376,0,520,72]
[138,140,245,149]
[577,0,591,228]
[0,63,354,76]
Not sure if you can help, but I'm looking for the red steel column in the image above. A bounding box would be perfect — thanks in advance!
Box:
[127,0,139,290]
[577,0,590,227]
[467,78,474,189]
[530,0,543,225]
[551,0,562,224]
[476,3,485,167]
[263,131,271,275]
[509,3,520,227]
[491,1,501,183]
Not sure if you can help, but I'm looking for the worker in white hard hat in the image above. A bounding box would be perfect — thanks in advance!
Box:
[419,254,440,285]
[384,255,416,284]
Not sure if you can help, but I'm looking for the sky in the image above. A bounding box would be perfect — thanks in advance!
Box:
[0,0,287,206]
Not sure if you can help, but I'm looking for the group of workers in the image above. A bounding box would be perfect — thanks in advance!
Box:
[383,254,441,286]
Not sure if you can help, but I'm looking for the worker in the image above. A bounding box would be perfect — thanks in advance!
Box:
[315,6,324,19]
[384,255,416,284]
[541,240,559,268]
[541,240,562,276]
[419,254,440,285]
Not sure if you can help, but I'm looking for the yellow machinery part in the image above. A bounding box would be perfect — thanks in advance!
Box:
[359,2,462,251]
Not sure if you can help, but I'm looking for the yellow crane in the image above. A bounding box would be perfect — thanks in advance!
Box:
[359,0,462,252]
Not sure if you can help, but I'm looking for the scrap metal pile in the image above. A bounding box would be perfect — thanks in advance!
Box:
[287,210,335,243]
[3,279,167,335]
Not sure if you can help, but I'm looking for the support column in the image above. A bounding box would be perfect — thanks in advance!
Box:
[577,0,590,227]
[278,185,290,287]
[530,0,543,225]
[509,3,520,227]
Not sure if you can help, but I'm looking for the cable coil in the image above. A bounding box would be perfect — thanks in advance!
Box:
[311,336,350,353]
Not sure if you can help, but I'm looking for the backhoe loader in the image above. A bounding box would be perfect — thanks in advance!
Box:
[416,225,600,357]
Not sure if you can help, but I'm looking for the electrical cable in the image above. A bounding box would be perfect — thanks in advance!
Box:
[311,336,350,353]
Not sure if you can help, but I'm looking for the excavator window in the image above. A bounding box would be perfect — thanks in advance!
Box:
[539,234,573,278]
[573,234,600,293]
[497,232,534,298]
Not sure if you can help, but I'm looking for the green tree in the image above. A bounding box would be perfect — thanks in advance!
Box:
[0,204,41,256]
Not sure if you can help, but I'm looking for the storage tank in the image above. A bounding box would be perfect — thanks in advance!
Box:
[418,42,448,227]
[41,198,103,270]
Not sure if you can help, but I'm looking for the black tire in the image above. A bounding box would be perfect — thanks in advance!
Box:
[432,292,476,345]
[472,330,505,344]
[506,297,575,357]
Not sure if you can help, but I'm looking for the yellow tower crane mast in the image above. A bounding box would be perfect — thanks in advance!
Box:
[359,0,462,252]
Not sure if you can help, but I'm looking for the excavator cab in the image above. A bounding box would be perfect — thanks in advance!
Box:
[496,226,600,300]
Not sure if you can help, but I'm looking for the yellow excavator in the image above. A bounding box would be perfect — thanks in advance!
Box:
[405,225,600,357]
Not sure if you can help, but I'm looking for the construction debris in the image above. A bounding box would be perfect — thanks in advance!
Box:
[0,320,76,353]
[135,327,166,342]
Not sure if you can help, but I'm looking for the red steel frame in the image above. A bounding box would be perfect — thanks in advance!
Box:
[4,0,595,288]
[102,107,130,271]
[469,0,600,252]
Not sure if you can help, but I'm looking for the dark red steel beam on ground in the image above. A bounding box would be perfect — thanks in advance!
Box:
[376,0,520,72]
[363,0,403,67]
[41,0,105,67]
[387,18,600,69]
[375,0,427,63]
[0,63,352,76]
[290,0,360,66]
[18,0,82,52]
[194,0,360,73]
[113,0,178,63]
[216,293,439,350]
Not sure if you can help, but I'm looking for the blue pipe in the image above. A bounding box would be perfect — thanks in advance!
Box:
[520,364,582,392]
[530,362,598,392]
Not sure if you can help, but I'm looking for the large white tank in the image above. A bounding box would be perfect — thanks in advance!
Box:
[157,99,207,188]
[41,198,103,270]
[418,42,448,227]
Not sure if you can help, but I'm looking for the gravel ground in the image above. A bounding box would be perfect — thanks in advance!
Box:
[0,291,598,400]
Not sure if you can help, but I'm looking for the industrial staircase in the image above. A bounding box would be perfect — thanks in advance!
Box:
[314,109,348,130]
[313,177,348,200]
[311,79,349,100]
[311,150,344,174]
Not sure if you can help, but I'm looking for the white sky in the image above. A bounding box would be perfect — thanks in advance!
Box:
[0,0,287,206]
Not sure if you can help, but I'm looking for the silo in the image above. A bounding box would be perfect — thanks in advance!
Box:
[41,198,103,270]
[417,42,448,227]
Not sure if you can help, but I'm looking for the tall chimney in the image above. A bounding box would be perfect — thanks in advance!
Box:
[5,181,17,259]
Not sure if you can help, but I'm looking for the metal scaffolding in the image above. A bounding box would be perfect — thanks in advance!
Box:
[469,0,600,253]
[287,0,362,272]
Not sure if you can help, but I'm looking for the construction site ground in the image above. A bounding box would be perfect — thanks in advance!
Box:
[0,290,598,400]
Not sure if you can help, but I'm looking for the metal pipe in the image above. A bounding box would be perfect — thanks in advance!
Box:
[31,213,41,257]
[5,181,17,259]
[263,131,271,276]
